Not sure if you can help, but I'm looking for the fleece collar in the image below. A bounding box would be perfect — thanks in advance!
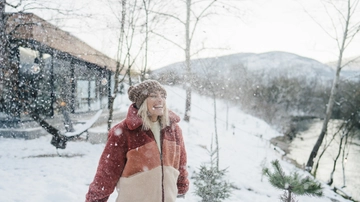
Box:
[125,103,180,130]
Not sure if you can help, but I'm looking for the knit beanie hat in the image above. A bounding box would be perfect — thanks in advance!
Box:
[128,80,167,108]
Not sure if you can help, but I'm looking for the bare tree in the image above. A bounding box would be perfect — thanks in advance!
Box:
[106,0,127,132]
[105,0,151,131]
[312,127,337,178]
[341,131,350,188]
[150,0,238,122]
[140,0,150,81]
[197,59,223,169]
[305,0,360,172]
[327,115,356,186]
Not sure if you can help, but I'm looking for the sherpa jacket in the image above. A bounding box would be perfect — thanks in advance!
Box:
[86,104,189,202]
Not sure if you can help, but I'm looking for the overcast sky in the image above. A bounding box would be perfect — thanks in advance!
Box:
[153,0,359,68]
[91,0,358,70]
[8,0,360,70]
[221,0,359,64]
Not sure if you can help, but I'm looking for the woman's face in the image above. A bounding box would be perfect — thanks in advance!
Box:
[147,91,166,122]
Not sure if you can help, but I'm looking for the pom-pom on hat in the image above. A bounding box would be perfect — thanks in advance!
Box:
[128,80,167,108]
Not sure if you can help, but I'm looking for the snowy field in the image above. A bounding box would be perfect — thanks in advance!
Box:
[0,85,352,202]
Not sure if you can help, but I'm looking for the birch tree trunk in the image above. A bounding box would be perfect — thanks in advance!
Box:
[183,0,191,122]
[141,0,150,81]
[305,0,356,172]
[149,0,223,122]
[341,133,349,188]
[107,0,127,132]
[306,64,342,171]
[213,94,219,170]
[327,133,346,186]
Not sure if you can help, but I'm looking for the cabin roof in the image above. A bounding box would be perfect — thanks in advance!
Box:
[6,13,123,73]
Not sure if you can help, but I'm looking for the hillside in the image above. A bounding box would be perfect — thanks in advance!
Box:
[151,51,336,83]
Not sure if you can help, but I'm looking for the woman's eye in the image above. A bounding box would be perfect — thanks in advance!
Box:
[149,94,166,99]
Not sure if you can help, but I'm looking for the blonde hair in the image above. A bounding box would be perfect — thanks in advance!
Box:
[137,97,170,130]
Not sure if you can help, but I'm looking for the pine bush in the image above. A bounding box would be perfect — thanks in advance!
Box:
[193,164,232,202]
[262,160,323,202]
[193,147,232,202]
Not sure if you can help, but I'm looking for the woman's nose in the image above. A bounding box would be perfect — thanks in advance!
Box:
[156,96,164,101]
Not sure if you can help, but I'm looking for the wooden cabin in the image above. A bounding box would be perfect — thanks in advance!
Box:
[0,13,126,138]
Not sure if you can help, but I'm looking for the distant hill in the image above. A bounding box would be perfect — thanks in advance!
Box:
[151,51,338,83]
[150,51,359,129]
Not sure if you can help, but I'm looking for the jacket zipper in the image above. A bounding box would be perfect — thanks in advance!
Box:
[149,129,165,202]
[160,131,164,202]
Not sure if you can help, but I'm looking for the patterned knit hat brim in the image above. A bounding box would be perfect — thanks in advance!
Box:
[128,80,167,108]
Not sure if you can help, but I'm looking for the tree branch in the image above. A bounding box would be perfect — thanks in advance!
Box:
[5,0,22,8]
[190,0,217,42]
[150,30,184,50]
[341,55,360,68]
[301,5,336,41]
[149,10,185,25]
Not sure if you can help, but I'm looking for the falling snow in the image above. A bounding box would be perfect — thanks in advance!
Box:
[0,85,355,202]
[114,128,122,136]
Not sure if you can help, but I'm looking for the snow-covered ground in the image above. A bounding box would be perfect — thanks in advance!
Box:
[0,85,352,202]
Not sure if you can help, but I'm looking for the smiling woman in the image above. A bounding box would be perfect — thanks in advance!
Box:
[86,79,189,202]
[143,91,167,122]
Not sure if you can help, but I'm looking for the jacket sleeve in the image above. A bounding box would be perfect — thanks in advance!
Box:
[175,124,189,195]
[85,126,127,202]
